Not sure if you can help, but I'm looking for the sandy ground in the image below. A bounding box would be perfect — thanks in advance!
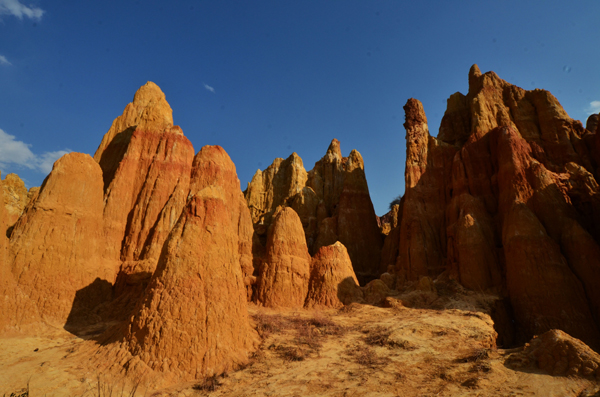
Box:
[1,302,599,397]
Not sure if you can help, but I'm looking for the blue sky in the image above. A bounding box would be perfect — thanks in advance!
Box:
[1,0,599,215]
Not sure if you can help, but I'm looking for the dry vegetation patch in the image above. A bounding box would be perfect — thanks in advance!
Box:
[192,374,223,392]
[344,344,391,368]
[362,325,417,350]
[251,311,348,364]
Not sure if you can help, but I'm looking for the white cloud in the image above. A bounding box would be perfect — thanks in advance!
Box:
[0,55,11,66]
[588,101,600,115]
[0,128,70,174]
[37,150,70,174]
[0,128,37,169]
[0,0,44,20]
[203,83,215,93]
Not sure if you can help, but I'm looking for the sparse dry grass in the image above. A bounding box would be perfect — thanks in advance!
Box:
[363,325,392,346]
[457,347,492,363]
[273,345,308,362]
[251,311,347,364]
[253,312,345,339]
[459,347,494,374]
[253,312,345,343]
[344,344,391,368]
[362,325,417,350]
[337,302,360,314]
[252,313,288,339]
[192,374,223,392]
[89,374,143,397]
[3,385,29,397]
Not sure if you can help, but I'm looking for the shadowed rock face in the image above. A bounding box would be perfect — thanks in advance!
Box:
[384,65,600,349]
[123,146,257,381]
[7,153,115,327]
[586,113,598,134]
[245,139,383,283]
[386,98,456,282]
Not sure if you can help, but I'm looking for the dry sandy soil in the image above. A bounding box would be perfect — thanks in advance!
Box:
[2,297,599,397]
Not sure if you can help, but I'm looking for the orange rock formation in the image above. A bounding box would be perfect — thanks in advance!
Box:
[305,241,363,309]
[254,207,311,308]
[123,146,257,380]
[8,153,114,327]
[245,139,383,283]
[94,82,195,268]
[383,65,600,349]
[2,70,600,392]
[1,173,37,231]
[521,329,600,378]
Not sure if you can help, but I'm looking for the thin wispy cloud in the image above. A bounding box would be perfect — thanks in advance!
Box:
[0,128,70,174]
[203,83,215,93]
[0,55,11,66]
[588,101,600,115]
[0,0,44,20]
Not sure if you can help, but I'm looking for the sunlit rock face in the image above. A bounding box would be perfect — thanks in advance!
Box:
[94,82,195,268]
[0,174,7,255]
[1,173,35,231]
[305,241,362,309]
[254,207,311,308]
[92,82,197,311]
[0,174,37,335]
[0,82,255,338]
[7,153,114,328]
[122,145,257,381]
[383,65,600,349]
[244,139,383,283]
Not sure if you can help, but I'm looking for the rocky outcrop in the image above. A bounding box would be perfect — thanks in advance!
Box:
[95,82,195,276]
[245,153,308,227]
[516,330,600,378]
[389,99,456,282]
[446,193,501,291]
[379,203,400,235]
[335,149,383,279]
[307,139,346,219]
[494,126,599,345]
[361,279,391,305]
[254,207,311,308]
[0,175,13,329]
[384,65,600,349]
[0,174,40,335]
[2,173,30,229]
[94,81,174,186]
[245,139,383,282]
[123,147,257,380]
[187,146,255,300]
[0,174,7,249]
[586,113,598,134]
[8,153,115,327]
[305,241,363,308]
